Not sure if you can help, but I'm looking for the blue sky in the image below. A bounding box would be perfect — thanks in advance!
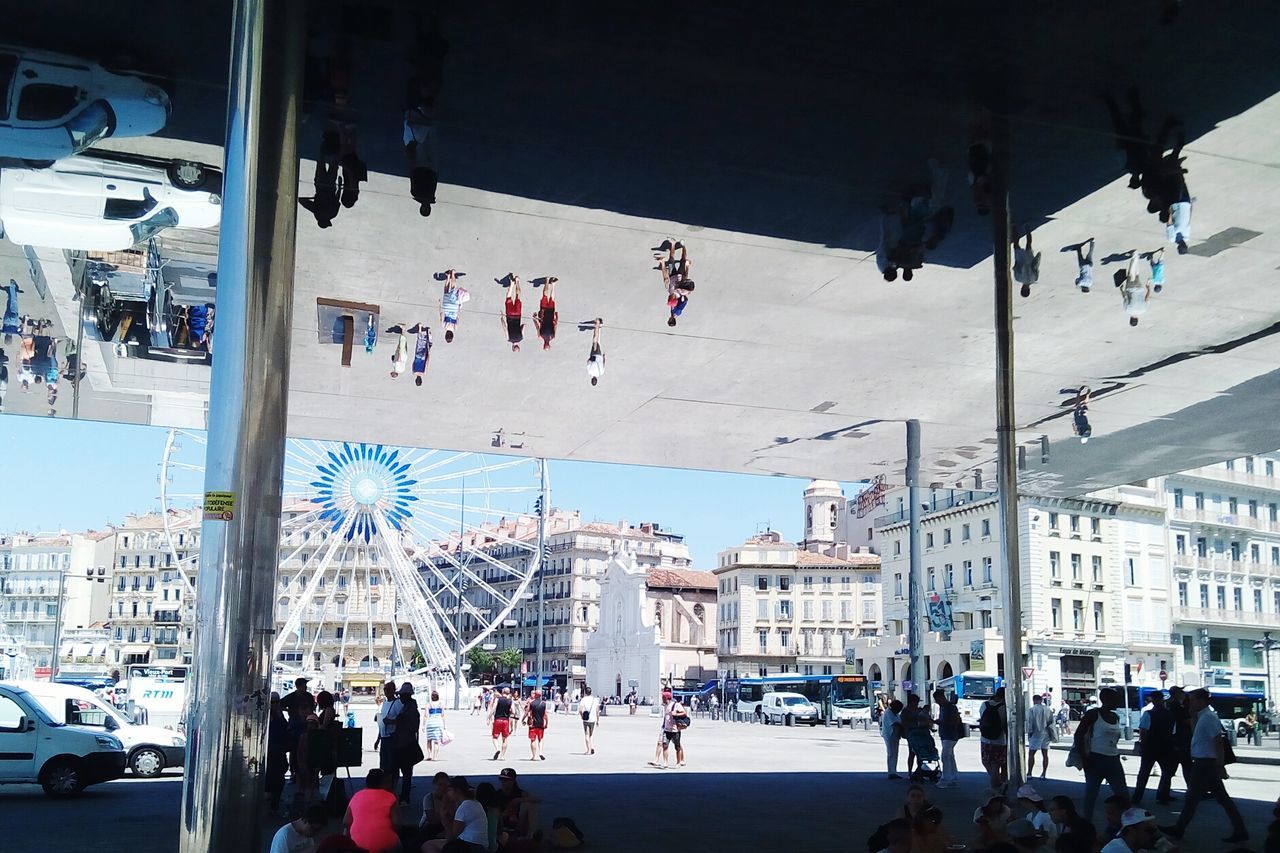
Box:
[0,415,860,568]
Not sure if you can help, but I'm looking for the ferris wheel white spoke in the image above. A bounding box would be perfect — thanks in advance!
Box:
[303,535,357,664]
[276,516,353,656]
[412,456,533,486]
[408,503,540,556]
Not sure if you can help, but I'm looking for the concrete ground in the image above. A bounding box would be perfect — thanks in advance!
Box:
[2,709,1277,852]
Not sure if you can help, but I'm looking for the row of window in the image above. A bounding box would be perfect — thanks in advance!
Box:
[719,627,847,657]
[1172,488,1280,521]
[1224,457,1275,477]
[742,574,873,593]
[1045,513,1102,537]
[894,558,994,596]
[1182,635,1270,667]
[0,552,72,571]
[1048,551,1105,585]
[5,600,57,618]
[1176,582,1278,614]
[1173,534,1280,565]
[112,626,192,643]
[1049,599,1106,632]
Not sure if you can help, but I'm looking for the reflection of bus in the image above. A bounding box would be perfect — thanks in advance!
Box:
[734,674,871,724]
[934,671,1003,728]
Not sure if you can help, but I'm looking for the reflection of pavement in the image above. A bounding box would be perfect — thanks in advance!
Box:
[4,712,1277,852]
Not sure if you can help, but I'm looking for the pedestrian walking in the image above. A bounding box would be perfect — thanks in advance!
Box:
[374,681,401,783]
[1131,690,1178,805]
[523,689,549,761]
[881,698,904,780]
[1075,687,1129,821]
[657,241,694,326]
[2,279,22,343]
[1074,238,1095,292]
[393,682,422,805]
[586,318,605,386]
[440,270,463,343]
[389,327,408,378]
[1147,248,1166,293]
[1060,386,1092,443]
[649,688,688,769]
[299,130,341,228]
[408,323,431,386]
[423,689,446,761]
[1013,225,1041,297]
[1026,693,1055,778]
[578,686,600,754]
[489,686,515,761]
[1167,686,1194,786]
[501,274,525,352]
[1159,688,1249,843]
[978,687,1009,790]
[536,277,558,350]
[1118,253,1149,327]
[933,688,964,788]
[404,104,438,217]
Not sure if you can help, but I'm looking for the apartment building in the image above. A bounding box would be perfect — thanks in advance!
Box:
[1165,454,1280,700]
[107,511,200,667]
[714,530,882,679]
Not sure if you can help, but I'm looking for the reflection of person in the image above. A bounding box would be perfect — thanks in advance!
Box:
[657,242,694,326]
[1148,248,1166,293]
[1074,238,1095,292]
[1013,226,1041,297]
[390,329,408,378]
[299,130,341,228]
[1119,254,1149,327]
[1061,386,1092,443]
[502,275,524,352]
[409,324,432,386]
[440,271,461,343]
[2,279,22,342]
[586,319,605,386]
[536,278,558,350]
[404,105,438,217]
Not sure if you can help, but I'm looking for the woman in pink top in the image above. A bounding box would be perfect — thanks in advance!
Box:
[344,768,402,853]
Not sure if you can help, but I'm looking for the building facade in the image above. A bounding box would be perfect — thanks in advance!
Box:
[1165,455,1280,701]
[107,511,200,668]
[586,548,716,700]
[866,483,1171,708]
[715,531,882,679]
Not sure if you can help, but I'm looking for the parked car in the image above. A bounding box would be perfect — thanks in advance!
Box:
[0,681,126,796]
[0,45,170,164]
[761,691,819,726]
[14,680,185,778]
[0,152,221,251]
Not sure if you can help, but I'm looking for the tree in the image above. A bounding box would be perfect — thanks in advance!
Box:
[467,647,495,674]
[495,648,523,673]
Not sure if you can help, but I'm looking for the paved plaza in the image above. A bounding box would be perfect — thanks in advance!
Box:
[2,710,1277,852]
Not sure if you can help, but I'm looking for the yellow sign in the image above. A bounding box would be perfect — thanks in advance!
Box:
[203,491,236,521]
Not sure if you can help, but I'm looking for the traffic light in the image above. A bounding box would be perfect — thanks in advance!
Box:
[1123,663,1132,683]
[533,496,543,516]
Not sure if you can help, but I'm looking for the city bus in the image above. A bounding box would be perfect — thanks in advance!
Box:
[934,670,1003,728]
[733,674,871,724]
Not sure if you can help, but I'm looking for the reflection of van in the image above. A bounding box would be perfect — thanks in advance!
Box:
[0,45,170,163]
[762,691,819,726]
[0,153,221,251]
[0,682,126,796]
[14,681,185,778]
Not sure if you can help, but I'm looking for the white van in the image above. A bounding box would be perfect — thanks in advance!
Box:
[0,681,126,796]
[762,691,819,726]
[15,681,185,778]
[0,152,221,251]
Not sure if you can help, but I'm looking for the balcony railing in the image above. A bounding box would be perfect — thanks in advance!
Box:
[1124,631,1178,646]
[1179,464,1280,491]
[874,490,998,527]
[1171,552,1280,578]
[1172,607,1280,628]
[1170,506,1280,534]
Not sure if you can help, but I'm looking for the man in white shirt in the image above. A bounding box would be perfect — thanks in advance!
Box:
[1159,688,1248,843]
[268,804,326,853]
[586,319,605,386]
[1026,693,1055,778]
[374,681,402,778]
[1102,808,1161,853]
[578,685,600,755]
[1118,254,1149,327]
[424,777,487,853]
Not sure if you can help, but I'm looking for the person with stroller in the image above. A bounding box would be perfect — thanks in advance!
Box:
[901,694,941,783]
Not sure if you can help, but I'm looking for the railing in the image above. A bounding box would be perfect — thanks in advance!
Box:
[1172,607,1280,628]
[1180,464,1280,491]
[874,490,997,527]
[1124,631,1177,645]
[1171,552,1280,577]
[1170,507,1280,534]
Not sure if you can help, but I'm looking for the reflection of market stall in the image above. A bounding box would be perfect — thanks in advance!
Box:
[80,239,214,364]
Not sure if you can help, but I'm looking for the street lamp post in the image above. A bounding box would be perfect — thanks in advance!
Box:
[453,569,469,711]
[1253,631,1277,743]
[533,460,549,698]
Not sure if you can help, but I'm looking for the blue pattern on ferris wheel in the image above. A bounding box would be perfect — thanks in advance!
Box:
[311,441,419,542]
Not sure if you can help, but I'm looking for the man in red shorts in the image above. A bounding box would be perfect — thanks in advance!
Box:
[524,689,549,761]
[489,686,515,760]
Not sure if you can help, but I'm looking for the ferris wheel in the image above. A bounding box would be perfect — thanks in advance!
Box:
[158,429,547,681]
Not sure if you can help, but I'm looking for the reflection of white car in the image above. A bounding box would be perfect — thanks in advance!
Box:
[0,153,221,251]
[0,45,170,163]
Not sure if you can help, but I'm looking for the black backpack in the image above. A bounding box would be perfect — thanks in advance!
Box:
[978,702,1003,740]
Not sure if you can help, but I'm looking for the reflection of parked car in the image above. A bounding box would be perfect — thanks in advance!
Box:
[0,45,170,164]
[0,153,221,251]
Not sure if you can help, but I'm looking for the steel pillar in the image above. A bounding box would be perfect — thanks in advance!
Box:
[534,460,549,695]
[991,111,1026,793]
[906,420,924,702]
[179,0,303,849]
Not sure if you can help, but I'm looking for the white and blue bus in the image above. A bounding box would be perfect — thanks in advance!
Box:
[934,670,1003,729]
[733,674,871,724]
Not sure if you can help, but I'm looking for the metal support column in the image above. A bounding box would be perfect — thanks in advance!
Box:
[534,460,549,695]
[906,420,924,701]
[991,111,1026,793]
[49,561,69,680]
[180,1,303,850]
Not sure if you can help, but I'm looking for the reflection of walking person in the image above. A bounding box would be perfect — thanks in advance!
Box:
[1118,254,1149,327]
[1147,248,1166,293]
[502,274,524,352]
[404,105,438,217]
[1013,226,1041,297]
[299,129,341,228]
[1060,386,1092,442]
[657,241,694,326]
[1074,238,1095,292]
[409,324,432,386]
[536,278,559,350]
[440,270,462,343]
[2,279,22,342]
[390,328,408,378]
[586,319,605,386]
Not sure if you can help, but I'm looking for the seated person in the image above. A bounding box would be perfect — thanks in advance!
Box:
[974,795,1013,849]
[344,768,401,853]
[420,771,452,839]
[423,777,487,853]
[912,806,958,853]
[496,767,541,839]
[269,803,327,853]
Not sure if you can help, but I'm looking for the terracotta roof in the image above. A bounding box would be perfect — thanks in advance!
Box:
[795,550,879,567]
[577,522,663,541]
[645,568,716,590]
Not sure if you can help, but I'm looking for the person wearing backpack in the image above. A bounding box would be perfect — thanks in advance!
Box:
[1074,687,1129,821]
[577,686,600,755]
[933,688,965,788]
[978,687,1009,790]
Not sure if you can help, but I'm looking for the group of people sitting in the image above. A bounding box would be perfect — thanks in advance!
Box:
[271,766,547,853]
